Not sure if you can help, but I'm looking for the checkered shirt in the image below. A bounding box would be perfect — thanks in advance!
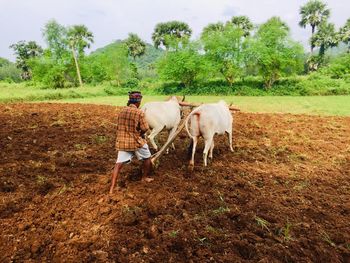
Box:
[115,104,149,151]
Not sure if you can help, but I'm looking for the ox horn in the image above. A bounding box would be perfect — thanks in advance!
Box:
[182,95,186,102]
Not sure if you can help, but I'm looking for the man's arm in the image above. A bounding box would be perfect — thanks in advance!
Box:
[139,111,149,134]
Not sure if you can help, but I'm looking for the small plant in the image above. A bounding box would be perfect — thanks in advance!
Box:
[277,221,293,241]
[198,237,207,244]
[168,230,179,238]
[255,216,270,232]
[58,184,68,195]
[320,231,336,247]
[212,191,230,214]
[36,175,47,184]
[93,135,108,144]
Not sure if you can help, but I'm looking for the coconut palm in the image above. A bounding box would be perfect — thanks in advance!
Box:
[299,0,330,52]
[231,16,253,37]
[67,25,94,86]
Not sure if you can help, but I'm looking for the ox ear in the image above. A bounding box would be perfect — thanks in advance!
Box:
[182,95,186,102]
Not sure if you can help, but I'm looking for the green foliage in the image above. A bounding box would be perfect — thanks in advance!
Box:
[201,23,248,85]
[10,41,43,80]
[67,25,94,56]
[320,53,350,79]
[299,0,330,52]
[250,17,304,88]
[152,21,192,50]
[85,41,133,85]
[124,33,146,60]
[311,22,339,56]
[0,58,21,83]
[230,15,254,37]
[42,19,69,61]
[157,42,206,87]
[339,18,350,52]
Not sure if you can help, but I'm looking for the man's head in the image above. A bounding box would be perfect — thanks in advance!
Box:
[128,91,143,108]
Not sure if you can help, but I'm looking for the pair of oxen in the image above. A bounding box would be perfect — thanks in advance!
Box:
[141,96,235,168]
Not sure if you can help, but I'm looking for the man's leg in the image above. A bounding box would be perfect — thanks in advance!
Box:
[110,162,124,194]
[136,144,153,182]
[142,158,152,178]
[110,151,132,194]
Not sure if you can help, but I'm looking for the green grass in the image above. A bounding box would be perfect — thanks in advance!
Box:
[1,83,350,116]
[0,83,109,103]
[47,95,350,116]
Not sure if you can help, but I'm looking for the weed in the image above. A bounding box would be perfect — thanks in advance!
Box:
[169,230,179,238]
[93,135,108,144]
[278,221,293,242]
[36,175,47,184]
[74,143,87,150]
[293,180,309,191]
[58,184,68,195]
[50,119,67,127]
[213,191,230,214]
[320,231,336,247]
[212,206,231,214]
[205,225,218,233]
[255,216,270,232]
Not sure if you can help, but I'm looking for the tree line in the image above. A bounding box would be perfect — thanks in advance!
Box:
[2,0,350,91]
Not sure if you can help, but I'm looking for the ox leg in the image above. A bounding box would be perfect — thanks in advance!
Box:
[203,137,213,166]
[148,126,164,151]
[189,136,198,168]
[166,126,177,154]
[227,131,234,152]
[209,140,215,159]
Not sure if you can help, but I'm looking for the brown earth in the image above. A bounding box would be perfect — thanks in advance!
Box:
[0,103,349,263]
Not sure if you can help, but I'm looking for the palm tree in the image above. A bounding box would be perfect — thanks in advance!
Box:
[231,16,253,37]
[340,19,350,53]
[152,21,192,50]
[124,33,146,61]
[299,0,330,52]
[67,25,94,86]
[311,22,339,56]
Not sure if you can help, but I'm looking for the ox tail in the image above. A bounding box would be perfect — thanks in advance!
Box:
[185,110,201,139]
[185,112,194,139]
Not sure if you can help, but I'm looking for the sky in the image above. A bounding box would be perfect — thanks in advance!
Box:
[0,0,349,61]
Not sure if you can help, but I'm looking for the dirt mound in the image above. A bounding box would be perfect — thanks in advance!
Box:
[0,103,349,262]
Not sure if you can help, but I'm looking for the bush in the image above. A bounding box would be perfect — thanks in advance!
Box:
[0,64,22,83]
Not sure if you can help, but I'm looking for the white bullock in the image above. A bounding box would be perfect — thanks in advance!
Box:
[185,100,233,167]
[141,96,182,151]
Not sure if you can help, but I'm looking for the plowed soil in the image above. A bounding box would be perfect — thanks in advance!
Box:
[0,103,349,263]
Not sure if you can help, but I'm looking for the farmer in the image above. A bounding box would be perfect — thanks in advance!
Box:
[109,91,153,194]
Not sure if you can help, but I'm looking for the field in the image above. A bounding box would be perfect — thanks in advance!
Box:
[1,103,349,262]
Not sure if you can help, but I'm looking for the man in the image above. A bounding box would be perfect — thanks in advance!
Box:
[109,91,153,194]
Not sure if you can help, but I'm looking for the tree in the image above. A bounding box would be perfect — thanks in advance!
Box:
[250,17,304,88]
[152,21,192,50]
[311,22,339,56]
[201,23,248,85]
[124,33,146,60]
[339,19,350,53]
[10,41,43,80]
[299,0,330,52]
[230,16,253,37]
[157,42,205,87]
[42,20,68,61]
[201,22,225,38]
[67,25,94,86]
